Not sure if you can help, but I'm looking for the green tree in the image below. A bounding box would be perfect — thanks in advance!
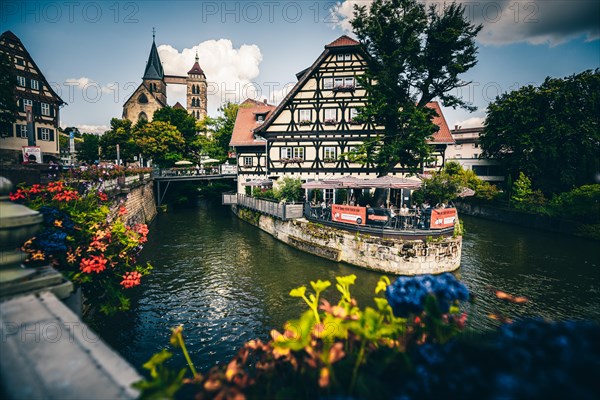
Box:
[350,0,481,175]
[99,118,139,164]
[135,121,185,167]
[276,177,303,203]
[77,133,100,164]
[153,106,198,155]
[196,102,239,162]
[480,70,600,195]
[511,172,533,209]
[0,51,18,136]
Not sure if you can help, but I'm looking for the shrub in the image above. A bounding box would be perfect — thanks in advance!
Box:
[549,184,600,223]
[10,181,152,315]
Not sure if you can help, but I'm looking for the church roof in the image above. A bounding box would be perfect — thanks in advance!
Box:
[187,61,204,75]
[143,38,164,80]
[173,101,185,110]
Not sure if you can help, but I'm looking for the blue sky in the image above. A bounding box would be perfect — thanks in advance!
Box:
[2,0,598,133]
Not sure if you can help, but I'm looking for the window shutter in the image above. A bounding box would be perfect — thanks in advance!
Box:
[33,101,41,116]
[37,127,42,140]
[49,129,55,141]
[19,98,24,111]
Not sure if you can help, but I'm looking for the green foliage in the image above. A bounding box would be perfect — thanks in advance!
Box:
[481,69,600,195]
[350,0,481,175]
[549,184,600,223]
[135,121,185,167]
[11,181,151,315]
[76,133,100,164]
[511,172,534,209]
[276,177,303,203]
[196,102,239,162]
[99,118,139,164]
[133,349,187,399]
[0,51,18,136]
[153,106,198,156]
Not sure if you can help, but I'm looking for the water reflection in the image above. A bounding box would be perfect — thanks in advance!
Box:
[98,202,600,372]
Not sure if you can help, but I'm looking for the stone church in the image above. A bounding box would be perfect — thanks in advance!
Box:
[122,33,207,124]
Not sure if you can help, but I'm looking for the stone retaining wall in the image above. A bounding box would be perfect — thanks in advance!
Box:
[117,181,157,225]
[234,206,462,275]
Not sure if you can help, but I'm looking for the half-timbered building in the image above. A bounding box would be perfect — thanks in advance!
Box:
[230,98,276,192]
[0,30,66,163]
[232,35,454,193]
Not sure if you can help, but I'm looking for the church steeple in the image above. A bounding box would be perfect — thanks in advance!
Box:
[143,28,164,80]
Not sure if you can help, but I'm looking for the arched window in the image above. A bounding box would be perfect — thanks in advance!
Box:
[138,112,147,121]
[138,93,148,104]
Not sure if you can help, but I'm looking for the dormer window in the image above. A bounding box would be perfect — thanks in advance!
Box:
[336,54,352,61]
[255,113,267,124]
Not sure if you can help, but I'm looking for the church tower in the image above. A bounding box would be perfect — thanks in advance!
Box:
[122,30,167,124]
[142,31,166,106]
[186,52,207,120]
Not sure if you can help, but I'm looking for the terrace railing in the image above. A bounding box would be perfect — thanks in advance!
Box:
[222,193,303,220]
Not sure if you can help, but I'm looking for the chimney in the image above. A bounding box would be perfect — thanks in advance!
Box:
[454,125,459,130]
[263,99,268,104]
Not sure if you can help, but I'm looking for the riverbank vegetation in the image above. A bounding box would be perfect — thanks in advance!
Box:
[134,273,599,399]
[10,181,152,315]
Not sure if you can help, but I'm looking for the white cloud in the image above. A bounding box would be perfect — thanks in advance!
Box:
[75,124,109,135]
[332,0,599,46]
[453,116,485,129]
[158,39,263,111]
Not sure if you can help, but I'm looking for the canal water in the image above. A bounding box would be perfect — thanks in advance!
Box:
[98,200,600,373]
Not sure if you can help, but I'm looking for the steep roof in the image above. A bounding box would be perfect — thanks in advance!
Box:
[173,101,185,110]
[230,99,276,147]
[326,35,360,48]
[143,38,164,80]
[427,101,454,144]
[0,30,65,105]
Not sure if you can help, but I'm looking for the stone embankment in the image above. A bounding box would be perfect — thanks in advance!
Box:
[234,206,462,275]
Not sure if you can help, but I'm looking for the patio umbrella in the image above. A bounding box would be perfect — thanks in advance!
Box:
[457,187,476,198]
[243,179,273,187]
[200,158,220,164]
[322,175,364,188]
[174,160,193,166]
[355,176,422,207]
[301,181,339,189]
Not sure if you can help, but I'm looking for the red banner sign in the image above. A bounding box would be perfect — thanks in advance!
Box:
[332,204,366,226]
[430,208,457,229]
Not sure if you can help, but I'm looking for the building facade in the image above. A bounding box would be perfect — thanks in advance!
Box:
[0,30,66,163]
[123,34,207,124]
[230,35,454,193]
[445,126,504,182]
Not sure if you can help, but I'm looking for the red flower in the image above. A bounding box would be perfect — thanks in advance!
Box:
[118,206,127,216]
[9,189,26,201]
[79,255,108,274]
[135,224,149,236]
[53,190,79,202]
[120,271,142,288]
[46,181,64,193]
[29,184,42,194]
[98,192,108,201]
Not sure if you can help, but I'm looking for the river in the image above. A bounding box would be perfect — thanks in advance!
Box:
[98,200,600,372]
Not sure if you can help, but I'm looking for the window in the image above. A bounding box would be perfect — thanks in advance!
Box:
[293,147,304,159]
[474,143,479,148]
[138,94,148,104]
[17,76,26,86]
[31,80,39,90]
[334,78,343,88]
[299,109,311,122]
[344,54,351,61]
[138,112,148,121]
[324,147,336,160]
[323,78,333,89]
[473,154,479,159]
[23,99,32,111]
[40,128,51,141]
[15,57,25,66]
[243,156,253,166]
[256,113,266,123]
[336,54,344,61]
[324,188,334,203]
[324,108,337,122]
[41,103,50,116]
[281,147,292,159]
[344,77,354,87]
[350,108,359,121]
[18,125,28,138]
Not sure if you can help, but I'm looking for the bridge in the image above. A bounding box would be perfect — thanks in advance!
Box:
[154,168,237,206]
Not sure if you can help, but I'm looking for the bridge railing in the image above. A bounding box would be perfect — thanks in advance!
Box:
[222,193,303,220]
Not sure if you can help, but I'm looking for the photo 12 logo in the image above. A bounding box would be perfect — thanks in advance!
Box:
[1,1,140,24]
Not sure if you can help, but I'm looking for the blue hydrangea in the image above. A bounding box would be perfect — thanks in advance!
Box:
[39,206,75,231]
[36,228,68,253]
[385,273,469,318]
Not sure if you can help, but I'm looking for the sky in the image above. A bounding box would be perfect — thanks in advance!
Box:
[2,0,599,134]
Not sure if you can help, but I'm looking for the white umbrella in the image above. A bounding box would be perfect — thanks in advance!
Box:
[355,175,422,189]
[322,175,364,188]
[174,160,193,166]
[200,158,220,164]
